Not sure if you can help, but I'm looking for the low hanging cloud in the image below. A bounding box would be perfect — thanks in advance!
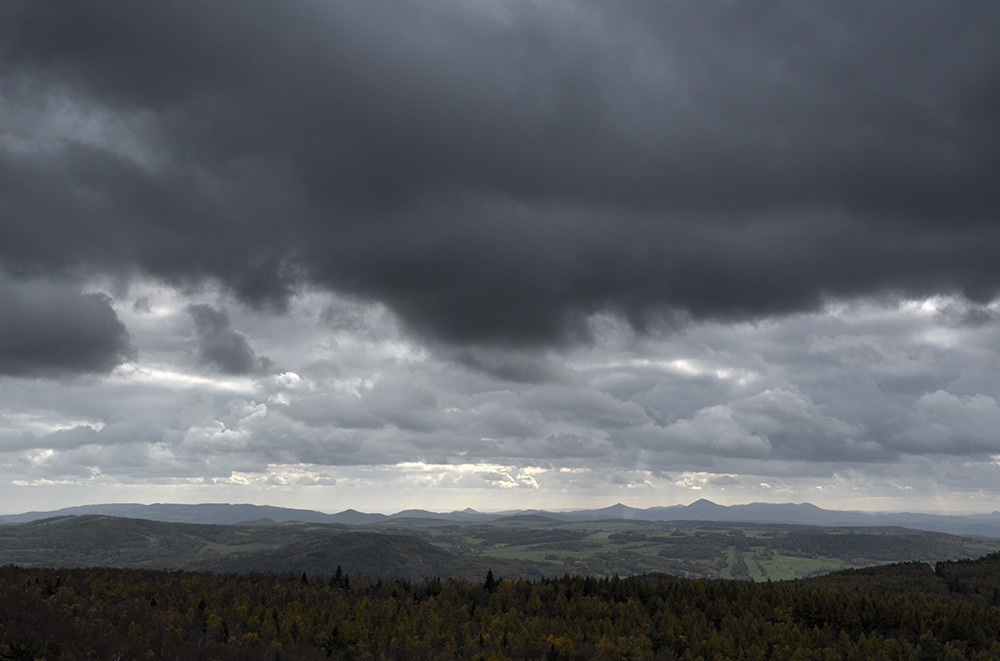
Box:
[0,278,135,378]
[0,1,998,349]
[188,304,271,375]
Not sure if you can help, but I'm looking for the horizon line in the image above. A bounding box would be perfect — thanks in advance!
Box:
[2,499,997,519]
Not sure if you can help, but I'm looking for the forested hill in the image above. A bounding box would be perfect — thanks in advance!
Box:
[196,531,511,580]
[0,515,527,580]
[806,551,1000,604]
[4,554,1000,659]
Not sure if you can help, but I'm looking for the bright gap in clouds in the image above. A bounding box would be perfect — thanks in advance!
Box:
[2,282,1000,515]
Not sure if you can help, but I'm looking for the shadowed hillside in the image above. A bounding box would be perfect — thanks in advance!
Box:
[189,531,533,581]
[0,515,531,580]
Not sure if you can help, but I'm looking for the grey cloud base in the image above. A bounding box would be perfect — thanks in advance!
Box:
[188,304,271,375]
[2,1,999,352]
[0,278,134,378]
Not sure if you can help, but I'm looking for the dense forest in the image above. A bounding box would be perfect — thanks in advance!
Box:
[4,552,1000,659]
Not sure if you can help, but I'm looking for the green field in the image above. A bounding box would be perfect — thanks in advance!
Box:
[375,517,999,581]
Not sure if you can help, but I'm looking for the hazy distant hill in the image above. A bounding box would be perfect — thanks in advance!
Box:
[0,503,344,526]
[552,499,1000,537]
[3,499,1000,537]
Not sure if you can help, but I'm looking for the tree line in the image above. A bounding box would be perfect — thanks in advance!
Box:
[3,560,1000,659]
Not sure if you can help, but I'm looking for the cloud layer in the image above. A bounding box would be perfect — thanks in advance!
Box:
[1,2,999,512]
[2,1,999,349]
[2,287,999,513]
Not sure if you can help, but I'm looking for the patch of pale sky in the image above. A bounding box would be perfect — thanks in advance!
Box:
[578,357,760,385]
[0,410,105,436]
[0,84,160,167]
[111,364,257,393]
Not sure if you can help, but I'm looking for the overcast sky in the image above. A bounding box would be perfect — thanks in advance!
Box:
[2,1,999,515]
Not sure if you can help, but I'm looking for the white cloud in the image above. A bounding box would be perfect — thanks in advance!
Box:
[894,391,1000,454]
[2,286,1000,513]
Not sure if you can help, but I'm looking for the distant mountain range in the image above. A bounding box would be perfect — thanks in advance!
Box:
[4,499,1000,537]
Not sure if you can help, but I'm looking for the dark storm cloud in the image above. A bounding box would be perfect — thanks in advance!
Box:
[2,1,1000,347]
[449,347,575,385]
[0,279,135,378]
[188,304,270,375]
